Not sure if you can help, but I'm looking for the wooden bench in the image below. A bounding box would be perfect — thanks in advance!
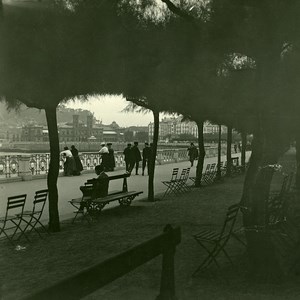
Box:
[70,173,143,222]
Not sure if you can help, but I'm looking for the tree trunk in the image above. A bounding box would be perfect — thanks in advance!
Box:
[45,106,61,232]
[195,120,205,187]
[148,110,159,201]
[226,126,232,177]
[215,125,222,181]
[240,127,286,280]
[296,132,300,190]
[241,131,247,173]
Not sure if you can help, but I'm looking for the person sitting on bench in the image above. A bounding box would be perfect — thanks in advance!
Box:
[79,164,109,211]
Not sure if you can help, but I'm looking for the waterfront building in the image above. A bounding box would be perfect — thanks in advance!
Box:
[19,115,124,143]
[148,117,227,140]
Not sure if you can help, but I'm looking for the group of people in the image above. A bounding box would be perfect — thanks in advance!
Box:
[123,142,153,175]
[60,145,84,176]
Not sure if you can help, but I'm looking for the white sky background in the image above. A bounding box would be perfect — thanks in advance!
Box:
[66,95,154,127]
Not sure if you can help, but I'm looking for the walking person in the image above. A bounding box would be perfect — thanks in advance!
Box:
[187,142,198,167]
[71,145,83,175]
[234,143,238,153]
[123,143,132,172]
[130,141,142,175]
[142,142,151,176]
[61,146,76,176]
[107,143,116,172]
[99,142,109,171]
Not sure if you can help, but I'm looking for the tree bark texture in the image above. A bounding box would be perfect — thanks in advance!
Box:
[241,131,247,172]
[195,120,205,187]
[296,132,300,189]
[148,110,159,201]
[45,106,61,232]
[226,126,232,177]
[215,125,222,181]
[240,126,286,280]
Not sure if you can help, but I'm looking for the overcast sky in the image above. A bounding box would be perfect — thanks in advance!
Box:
[66,95,154,127]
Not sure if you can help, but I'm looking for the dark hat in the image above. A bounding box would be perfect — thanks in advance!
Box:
[107,143,112,146]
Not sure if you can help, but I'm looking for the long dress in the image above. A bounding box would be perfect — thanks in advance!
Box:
[107,148,116,171]
[71,148,83,175]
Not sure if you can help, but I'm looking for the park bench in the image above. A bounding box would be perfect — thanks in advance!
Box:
[70,173,143,222]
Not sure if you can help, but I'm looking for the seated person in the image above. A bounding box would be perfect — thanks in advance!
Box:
[79,165,109,210]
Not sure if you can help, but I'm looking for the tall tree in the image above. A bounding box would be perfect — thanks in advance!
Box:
[0,0,127,231]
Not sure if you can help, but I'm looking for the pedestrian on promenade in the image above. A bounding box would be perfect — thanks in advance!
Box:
[234,143,238,153]
[61,146,76,176]
[130,141,142,175]
[107,143,116,172]
[187,142,198,167]
[71,145,83,175]
[99,142,109,171]
[123,143,132,172]
[142,142,151,176]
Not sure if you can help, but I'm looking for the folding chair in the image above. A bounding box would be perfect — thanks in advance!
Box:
[69,193,92,224]
[178,167,191,193]
[267,172,294,227]
[17,189,49,240]
[202,163,216,185]
[192,203,245,276]
[221,161,227,177]
[0,194,28,245]
[162,168,179,198]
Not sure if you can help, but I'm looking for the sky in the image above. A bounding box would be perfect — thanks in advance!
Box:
[66,95,154,127]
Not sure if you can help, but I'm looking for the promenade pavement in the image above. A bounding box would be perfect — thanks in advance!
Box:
[0,152,250,222]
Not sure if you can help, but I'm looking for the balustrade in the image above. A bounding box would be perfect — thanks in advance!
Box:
[0,147,230,182]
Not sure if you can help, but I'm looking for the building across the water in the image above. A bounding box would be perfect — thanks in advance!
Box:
[148,117,228,141]
[20,115,124,143]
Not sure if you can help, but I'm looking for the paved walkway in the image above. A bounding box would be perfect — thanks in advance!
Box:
[0,152,250,222]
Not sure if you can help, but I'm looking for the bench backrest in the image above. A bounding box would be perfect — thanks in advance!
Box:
[85,173,129,194]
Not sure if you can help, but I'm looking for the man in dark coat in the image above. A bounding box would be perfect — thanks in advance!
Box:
[187,142,199,167]
[130,141,142,175]
[142,142,151,176]
[123,143,132,172]
[107,143,116,172]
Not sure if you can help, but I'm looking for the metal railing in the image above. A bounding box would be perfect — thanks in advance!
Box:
[0,146,236,181]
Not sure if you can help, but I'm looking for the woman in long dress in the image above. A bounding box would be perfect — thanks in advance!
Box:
[71,145,83,175]
[61,146,76,176]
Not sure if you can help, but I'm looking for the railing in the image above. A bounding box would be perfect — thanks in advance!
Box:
[23,225,181,300]
[0,146,238,181]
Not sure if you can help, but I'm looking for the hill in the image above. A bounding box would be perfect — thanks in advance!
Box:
[0,102,95,128]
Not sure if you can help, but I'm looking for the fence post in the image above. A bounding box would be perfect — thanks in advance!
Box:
[156,225,177,300]
[19,155,32,181]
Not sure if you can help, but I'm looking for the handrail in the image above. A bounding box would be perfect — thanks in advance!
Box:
[23,225,181,300]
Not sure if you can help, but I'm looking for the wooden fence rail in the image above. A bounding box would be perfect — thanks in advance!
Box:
[24,225,181,300]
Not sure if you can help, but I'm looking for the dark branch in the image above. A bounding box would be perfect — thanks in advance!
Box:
[126,97,151,110]
[161,0,198,28]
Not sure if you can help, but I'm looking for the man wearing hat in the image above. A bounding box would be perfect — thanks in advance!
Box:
[107,143,115,171]
[123,143,132,172]
[142,142,151,176]
[99,142,109,171]
[130,141,142,175]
